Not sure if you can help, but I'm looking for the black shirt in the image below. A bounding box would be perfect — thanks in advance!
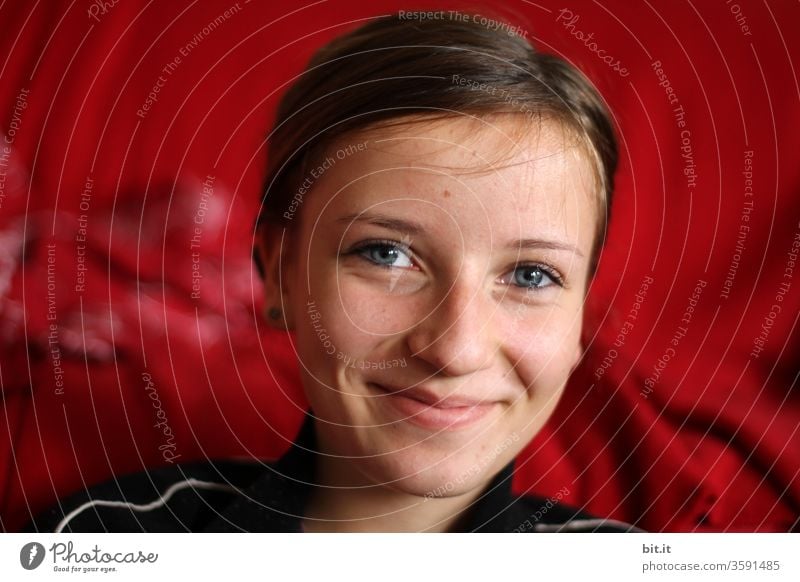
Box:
[25,415,640,533]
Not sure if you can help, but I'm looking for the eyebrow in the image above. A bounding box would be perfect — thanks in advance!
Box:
[509,238,584,257]
[336,212,423,236]
[337,211,583,256]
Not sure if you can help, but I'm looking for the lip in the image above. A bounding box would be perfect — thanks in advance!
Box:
[369,382,499,431]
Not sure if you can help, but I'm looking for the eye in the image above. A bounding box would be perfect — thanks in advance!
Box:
[353,240,414,269]
[502,264,562,290]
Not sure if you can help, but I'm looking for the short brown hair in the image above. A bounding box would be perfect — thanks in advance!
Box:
[256,11,617,271]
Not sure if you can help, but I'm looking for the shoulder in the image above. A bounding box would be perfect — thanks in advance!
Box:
[24,459,267,533]
[506,493,644,533]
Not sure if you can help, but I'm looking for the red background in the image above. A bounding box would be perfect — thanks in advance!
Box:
[1,0,798,532]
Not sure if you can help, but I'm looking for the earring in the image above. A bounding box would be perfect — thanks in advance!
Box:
[268,307,282,321]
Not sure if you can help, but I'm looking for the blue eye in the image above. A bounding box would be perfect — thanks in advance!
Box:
[509,265,560,289]
[357,242,414,268]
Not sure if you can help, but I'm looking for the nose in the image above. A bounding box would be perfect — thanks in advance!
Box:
[405,278,497,377]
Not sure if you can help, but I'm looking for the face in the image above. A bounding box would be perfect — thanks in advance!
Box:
[261,115,598,498]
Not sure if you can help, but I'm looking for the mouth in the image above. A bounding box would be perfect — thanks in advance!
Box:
[368,382,499,431]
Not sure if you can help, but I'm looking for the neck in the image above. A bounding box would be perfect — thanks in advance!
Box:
[302,454,487,533]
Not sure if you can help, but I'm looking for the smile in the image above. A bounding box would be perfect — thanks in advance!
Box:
[368,382,499,431]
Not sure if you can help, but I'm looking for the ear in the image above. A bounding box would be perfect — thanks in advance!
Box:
[255,223,296,330]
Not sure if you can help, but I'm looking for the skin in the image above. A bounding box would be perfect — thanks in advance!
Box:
[257,114,599,532]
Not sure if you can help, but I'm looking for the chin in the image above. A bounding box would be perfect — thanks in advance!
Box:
[354,432,514,499]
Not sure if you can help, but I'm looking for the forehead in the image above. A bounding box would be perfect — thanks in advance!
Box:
[302,115,597,252]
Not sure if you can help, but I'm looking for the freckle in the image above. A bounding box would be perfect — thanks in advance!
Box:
[443,189,451,198]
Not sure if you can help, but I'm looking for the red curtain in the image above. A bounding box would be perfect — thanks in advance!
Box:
[1,0,798,532]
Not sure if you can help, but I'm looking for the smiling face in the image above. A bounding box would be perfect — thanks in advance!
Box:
[260,114,599,498]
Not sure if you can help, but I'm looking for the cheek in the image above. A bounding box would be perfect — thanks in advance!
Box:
[505,306,583,393]
[501,315,580,445]
[294,264,411,372]
[288,253,347,374]
[319,271,424,338]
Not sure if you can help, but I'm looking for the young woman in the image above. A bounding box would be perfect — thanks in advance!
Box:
[28,11,635,533]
